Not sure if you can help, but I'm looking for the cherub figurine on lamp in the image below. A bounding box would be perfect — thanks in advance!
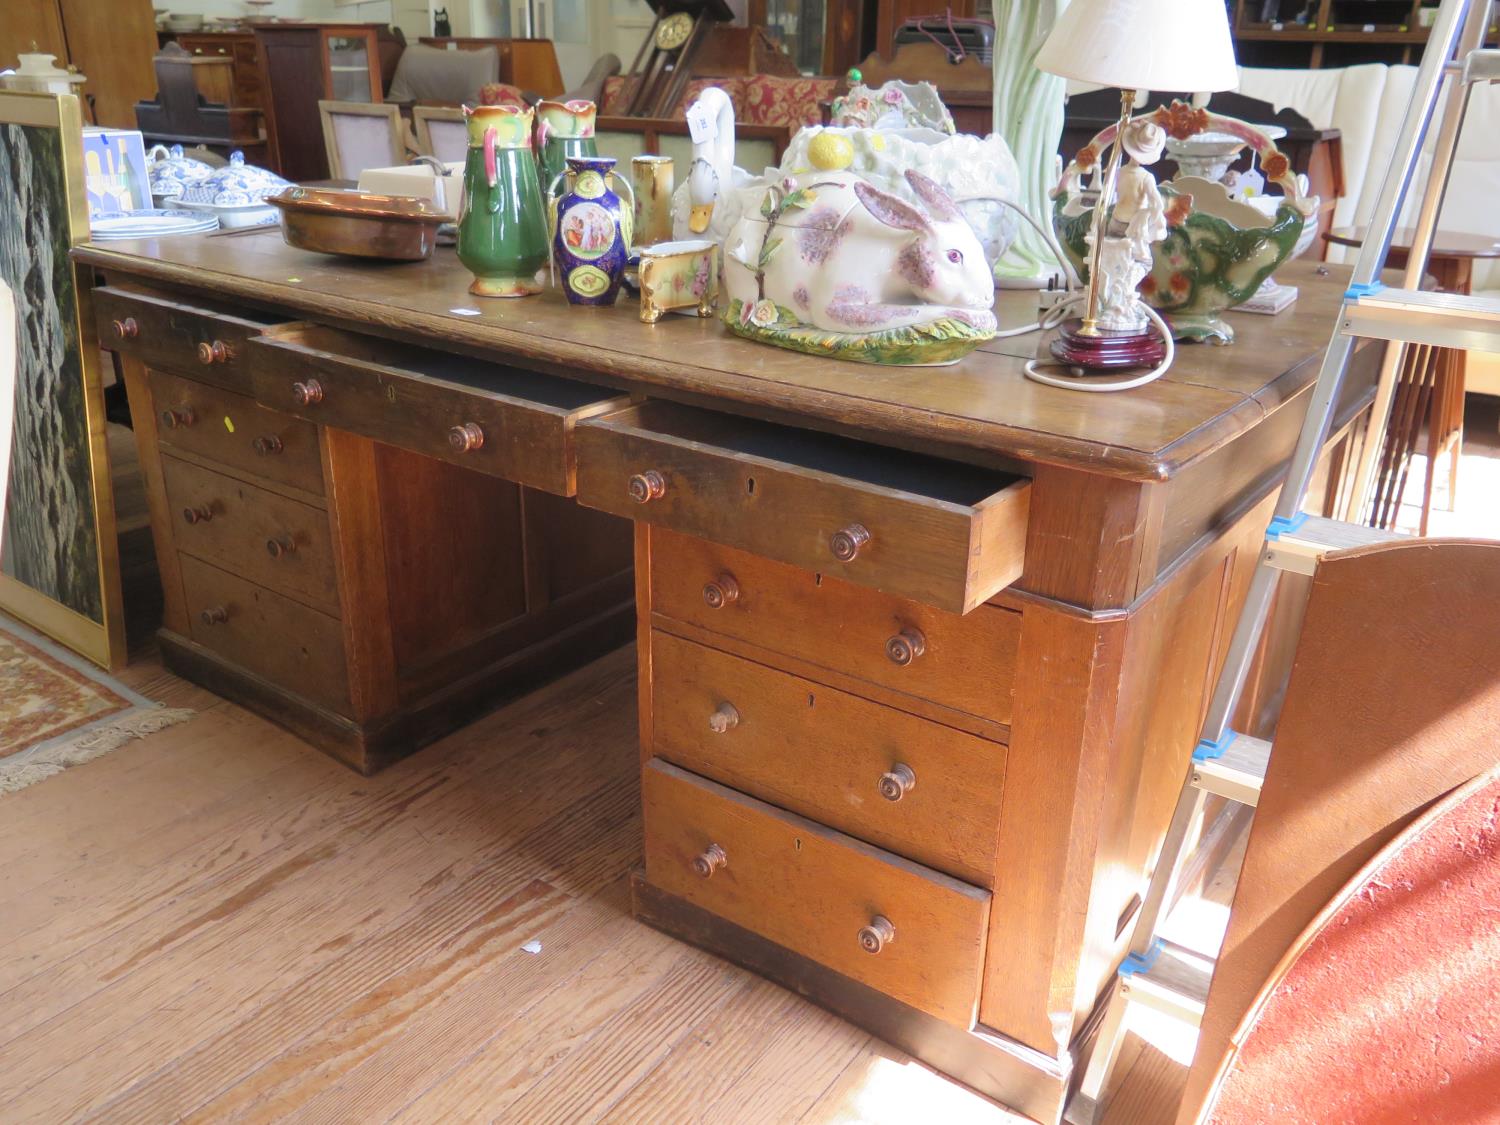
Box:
[1088,119,1167,334]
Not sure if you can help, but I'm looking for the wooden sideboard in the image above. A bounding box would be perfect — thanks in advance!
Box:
[76,233,1376,1123]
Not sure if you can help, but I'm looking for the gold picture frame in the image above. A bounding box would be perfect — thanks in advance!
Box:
[0,91,125,669]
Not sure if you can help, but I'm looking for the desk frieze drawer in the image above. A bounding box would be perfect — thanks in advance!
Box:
[643,758,990,1027]
[149,369,325,496]
[576,401,1030,614]
[95,286,287,393]
[651,528,1020,727]
[249,325,631,496]
[179,554,350,715]
[162,455,339,615]
[652,631,1005,887]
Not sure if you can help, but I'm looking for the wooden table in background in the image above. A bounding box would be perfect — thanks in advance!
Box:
[1327,226,1500,532]
[75,234,1378,1124]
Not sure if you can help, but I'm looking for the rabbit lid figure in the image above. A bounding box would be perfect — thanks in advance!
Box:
[722,169,997,366]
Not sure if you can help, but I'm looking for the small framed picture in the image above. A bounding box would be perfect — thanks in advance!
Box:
[81,127,152,215]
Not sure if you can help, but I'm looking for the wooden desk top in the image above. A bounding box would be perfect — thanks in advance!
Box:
[75,235,1354,482]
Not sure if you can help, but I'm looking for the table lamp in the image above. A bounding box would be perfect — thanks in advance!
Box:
[1034,0,1238,379]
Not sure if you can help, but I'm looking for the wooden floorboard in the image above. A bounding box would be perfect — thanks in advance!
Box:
[0,645,1188,1123]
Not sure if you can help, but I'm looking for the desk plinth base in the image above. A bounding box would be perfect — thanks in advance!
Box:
[631,871,1077,1124]
[157,595,634,775]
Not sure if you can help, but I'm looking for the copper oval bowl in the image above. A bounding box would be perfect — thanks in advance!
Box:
[268,186,445,261]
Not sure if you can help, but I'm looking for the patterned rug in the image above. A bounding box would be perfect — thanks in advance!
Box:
[0,615,193,795]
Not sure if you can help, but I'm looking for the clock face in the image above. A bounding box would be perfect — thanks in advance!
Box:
[656,11,693,51]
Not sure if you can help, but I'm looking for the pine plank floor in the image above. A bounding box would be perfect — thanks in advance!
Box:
[0,645,1185,1123]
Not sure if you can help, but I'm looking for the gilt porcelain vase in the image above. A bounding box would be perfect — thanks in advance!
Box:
[549,156,634,306]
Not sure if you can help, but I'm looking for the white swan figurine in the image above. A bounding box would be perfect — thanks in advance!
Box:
[671,86,756,245]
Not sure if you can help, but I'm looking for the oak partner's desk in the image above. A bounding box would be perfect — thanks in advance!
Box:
[75,236,1376,1123]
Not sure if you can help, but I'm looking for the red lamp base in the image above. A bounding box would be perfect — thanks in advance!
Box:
[1048,318,1167,374]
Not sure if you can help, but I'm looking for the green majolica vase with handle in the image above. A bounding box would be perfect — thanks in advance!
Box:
[536,99,598,189]
[457,104,549,298]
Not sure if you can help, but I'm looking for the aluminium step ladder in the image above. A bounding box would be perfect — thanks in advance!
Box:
[1065,0,1500,1119]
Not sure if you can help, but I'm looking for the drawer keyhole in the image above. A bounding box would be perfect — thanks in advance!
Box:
[858,915,896,954]
[885,628,927,666]
[702,572,739,609]
[878,763,916,802]
[692,843,727,878]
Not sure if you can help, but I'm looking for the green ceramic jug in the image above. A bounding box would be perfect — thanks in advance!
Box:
[457,104,549,298]
[535,99,598,190]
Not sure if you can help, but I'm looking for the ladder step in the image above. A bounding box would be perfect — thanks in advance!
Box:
[1120,940,1213,1025]
[1463,48,1500,82]
[1344,286,1500,352]
[1265,515,1402,576]
[1193,733,1273,807]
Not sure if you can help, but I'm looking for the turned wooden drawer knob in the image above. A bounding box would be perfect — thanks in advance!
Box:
[112,316,138,340]
[627,470,666,504]
[829,523,871,562]
[702,572,739,609]
[885,628,927,666]
[878,763,916,802]
[197,339,230,365]
[448,422,485,453]
[707,702,740,734]
[265,535,297,559]
[252,435,283,456]
[692,842,727,878]
[200,605,229,626]
[292,378,324,406]
[182,505,214,525]
[159,406,195,429]
[858,915,896,954]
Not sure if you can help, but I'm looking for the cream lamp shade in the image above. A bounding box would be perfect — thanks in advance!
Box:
[1035,0,1239,93]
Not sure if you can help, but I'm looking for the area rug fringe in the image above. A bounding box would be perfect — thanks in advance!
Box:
[0,707,196,795]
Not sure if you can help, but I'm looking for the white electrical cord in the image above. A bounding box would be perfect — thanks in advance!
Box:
[1021,292,1177,392]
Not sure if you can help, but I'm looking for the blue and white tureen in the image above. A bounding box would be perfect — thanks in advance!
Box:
[146,144,214,203]
[177,150,291,229]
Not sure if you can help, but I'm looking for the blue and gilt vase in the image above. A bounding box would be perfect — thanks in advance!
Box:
[549,156,633,306]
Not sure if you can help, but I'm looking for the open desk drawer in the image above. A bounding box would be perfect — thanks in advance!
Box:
[249,325,631,496]
[576,401,1029,613]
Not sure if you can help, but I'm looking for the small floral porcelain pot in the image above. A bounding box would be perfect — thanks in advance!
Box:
[146,144,214,203]
[638,239,718,323]
[1052,103,1317,344]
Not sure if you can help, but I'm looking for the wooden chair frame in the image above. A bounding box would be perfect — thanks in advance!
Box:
[318,99,408,181]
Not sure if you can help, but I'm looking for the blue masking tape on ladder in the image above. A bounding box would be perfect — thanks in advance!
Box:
[1193,730,1239,763]
[1265,512,1309,541]
[1345,281,1385,300]
[1120,940,1164,977]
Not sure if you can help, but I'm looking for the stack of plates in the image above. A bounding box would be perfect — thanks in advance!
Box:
[89,209,220,241]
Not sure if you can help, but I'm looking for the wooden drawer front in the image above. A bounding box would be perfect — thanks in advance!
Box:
[250,325,630,496]
[149,368,324,496]
[95,286,282,393]
[162,456,338,615]
[179,554,350,714]
[652,632,1005,886]
[576,402,1030,613]
[643,759,990,1027]
[650,528,1020,727]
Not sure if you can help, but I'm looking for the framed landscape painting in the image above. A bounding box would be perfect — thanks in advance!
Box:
[0,92,125,668]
